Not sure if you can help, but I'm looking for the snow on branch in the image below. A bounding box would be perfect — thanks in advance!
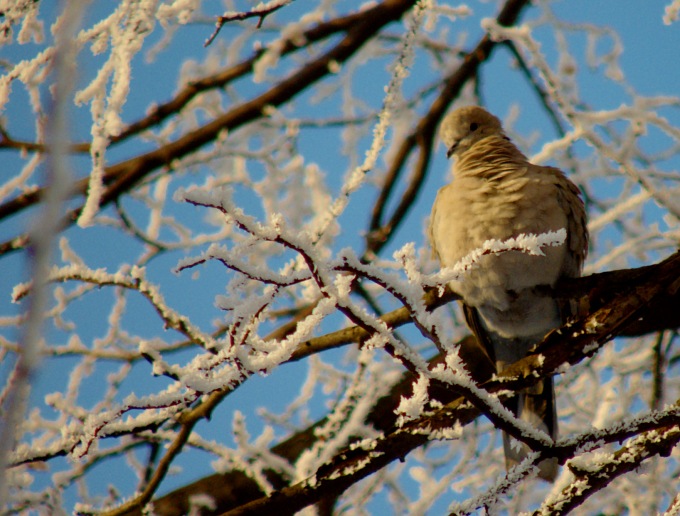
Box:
[451,403,680,514]
[75,3,159,227]
[12,263,218,352]
[205,0,296,47]
[538,422,680,515]
[178,187,435,375]
[426,229,568,287]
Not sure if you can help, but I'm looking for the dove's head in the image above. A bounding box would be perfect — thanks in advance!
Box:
[440,106,504,159]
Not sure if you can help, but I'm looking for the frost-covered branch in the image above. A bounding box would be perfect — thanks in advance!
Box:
[12,264,219,352]
[3,0,680,513]
[535,423,680,515]
[0,0,419,257]
[161,250,680,514]
[205,0,296,46]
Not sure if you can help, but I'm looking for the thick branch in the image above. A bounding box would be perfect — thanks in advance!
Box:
[141,251,680,515]
[535,424,680,515]
[220,250,679,514]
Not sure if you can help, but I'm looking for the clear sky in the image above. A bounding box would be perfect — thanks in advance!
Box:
[1,1,679,513]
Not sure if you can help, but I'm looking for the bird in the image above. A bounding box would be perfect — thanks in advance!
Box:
[428,106,588,481]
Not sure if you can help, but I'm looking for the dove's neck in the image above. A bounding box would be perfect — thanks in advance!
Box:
[455,135,529,180]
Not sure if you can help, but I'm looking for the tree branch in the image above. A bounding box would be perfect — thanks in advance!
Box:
[204,1,295,47]
[364,0,532,259]
[136,250,680,515]
[0,0,419,257]
[534,423,680,515]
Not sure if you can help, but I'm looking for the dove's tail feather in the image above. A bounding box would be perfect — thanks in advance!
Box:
[463,304,559,482]
[501,376,558,482]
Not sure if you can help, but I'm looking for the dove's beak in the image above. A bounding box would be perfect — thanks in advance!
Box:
[446,142,459,158]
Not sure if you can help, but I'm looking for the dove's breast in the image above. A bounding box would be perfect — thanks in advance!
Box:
[430,168,569,337]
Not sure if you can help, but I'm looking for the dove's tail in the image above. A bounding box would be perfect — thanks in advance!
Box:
[463,304,560,481]
[501,376,558,482]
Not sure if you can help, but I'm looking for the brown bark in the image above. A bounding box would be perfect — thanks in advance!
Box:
[138,250,680,515]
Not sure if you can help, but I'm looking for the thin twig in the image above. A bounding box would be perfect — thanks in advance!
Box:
[204,0,296,47]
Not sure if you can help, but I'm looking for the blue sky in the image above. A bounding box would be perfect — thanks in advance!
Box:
[1,1,679,513]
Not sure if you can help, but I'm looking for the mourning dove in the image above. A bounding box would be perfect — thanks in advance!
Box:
[429,106,588,481]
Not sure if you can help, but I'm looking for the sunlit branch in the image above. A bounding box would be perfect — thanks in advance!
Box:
[0,0,420,256]
[204,0,296,47]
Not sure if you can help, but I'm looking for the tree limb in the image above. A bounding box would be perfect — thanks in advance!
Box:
[138,250,680,515]
[0,0,419,257]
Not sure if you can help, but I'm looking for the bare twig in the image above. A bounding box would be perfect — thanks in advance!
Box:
[205,1,296,47]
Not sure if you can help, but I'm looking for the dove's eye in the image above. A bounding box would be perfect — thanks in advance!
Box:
[470,122,479,131]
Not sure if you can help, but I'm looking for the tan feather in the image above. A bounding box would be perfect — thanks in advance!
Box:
[430,106,588,481]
